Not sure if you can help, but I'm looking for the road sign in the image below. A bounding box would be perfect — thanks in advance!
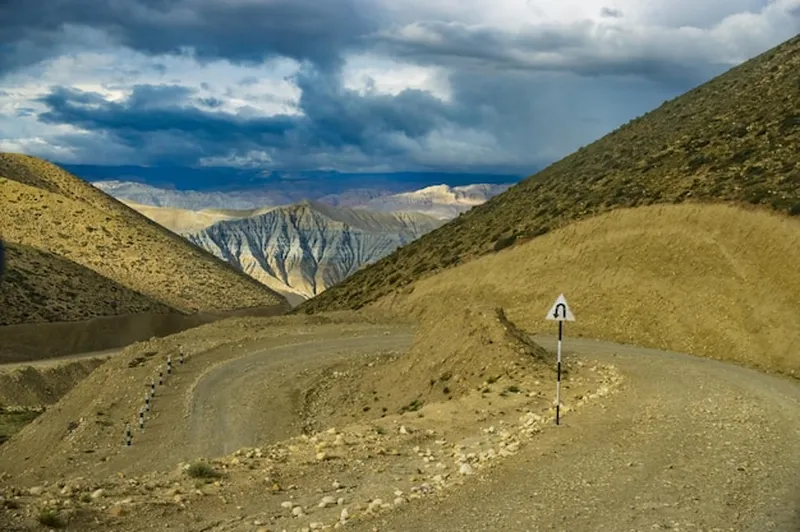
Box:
[546,294,575,322]
[545,294,576,425]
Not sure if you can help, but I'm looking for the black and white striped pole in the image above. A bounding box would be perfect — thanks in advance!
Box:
[125,423,132,446]
[546,294,575,426]
[167,355,172,375]
[138,407,145,430]
[159,370,164,386]
[145,391,151,412]
[150,378,156,397]
[179,349,184,365]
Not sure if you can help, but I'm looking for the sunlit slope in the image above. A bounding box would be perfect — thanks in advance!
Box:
[297,34,800,314]
[374,204,800,376]
[0,153,288,326]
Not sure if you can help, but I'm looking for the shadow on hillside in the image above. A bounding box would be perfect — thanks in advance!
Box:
[0,243,287,363]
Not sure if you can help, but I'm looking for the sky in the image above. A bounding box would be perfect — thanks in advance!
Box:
[0,0,798,175]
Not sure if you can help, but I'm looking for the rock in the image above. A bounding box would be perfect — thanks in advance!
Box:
[310,522,323,530]
[315,451,327,461]
[394,497,405,505]
[173,494,182,503]
[399,425,408,435]
[332,480,341,490]
[368,499,383,512]
[337,497,344,506]
[281,501,294,509]
[459,463,474,476]
[292,505,304,517]
[28,487,44,496]
[108,505,126,517]
[340,508,349,521]
[319,496,336,508]
[90,489,105,500]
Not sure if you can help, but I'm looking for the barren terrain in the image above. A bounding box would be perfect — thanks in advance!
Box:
[0,153,288,327]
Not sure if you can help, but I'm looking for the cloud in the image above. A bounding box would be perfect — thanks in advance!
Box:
[0,0,798,173]
[0,0,375,74]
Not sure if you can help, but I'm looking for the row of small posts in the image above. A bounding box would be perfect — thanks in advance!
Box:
[125,349,185,446]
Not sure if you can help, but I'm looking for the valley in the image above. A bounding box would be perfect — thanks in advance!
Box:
[0,29,798,532]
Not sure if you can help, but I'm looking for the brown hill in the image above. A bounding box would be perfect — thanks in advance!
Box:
[372,203,800,378]
[0,153,289,327]
[297,34,800,314]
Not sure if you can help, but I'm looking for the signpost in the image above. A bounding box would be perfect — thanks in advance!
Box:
[546,294,575,425]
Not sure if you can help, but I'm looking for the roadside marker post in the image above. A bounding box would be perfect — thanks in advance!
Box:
[545,294,575,426]
[145,392,151,412]
[125,423,132,446]
[150,378,156,397]
[139,407,145,430]
[179,351,184,365]
[167,355,172,375]
[159,370,164,386]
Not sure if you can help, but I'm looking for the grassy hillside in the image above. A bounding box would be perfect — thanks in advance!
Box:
[297,34,800,314]
[0,153,289,326]
[374,203,800,377]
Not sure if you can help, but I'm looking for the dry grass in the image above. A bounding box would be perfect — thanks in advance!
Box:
[298,34,800,314]
[0,153,289,325]
[371,203,800,377]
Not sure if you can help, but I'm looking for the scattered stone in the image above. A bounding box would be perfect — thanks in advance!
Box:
[28,487,44,496]
[292,505,305,517]
[90,489,105,500]
[281,501,294,509]
[319,496,336,508]
[459,463,474,476]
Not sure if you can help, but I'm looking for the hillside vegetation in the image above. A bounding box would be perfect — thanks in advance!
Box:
[297,34,800,314]
[0,154,288,326]
[373,204,800,377]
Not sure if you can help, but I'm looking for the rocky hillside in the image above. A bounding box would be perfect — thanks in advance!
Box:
[185,201,444,303]
[0,153,289,326]
[296,34,800,314]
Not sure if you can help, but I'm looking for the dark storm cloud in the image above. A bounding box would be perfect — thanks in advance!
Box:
[34,71,464,168]
[0,0,375,73]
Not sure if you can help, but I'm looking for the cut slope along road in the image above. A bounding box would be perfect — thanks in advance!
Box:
[344,335,800,532]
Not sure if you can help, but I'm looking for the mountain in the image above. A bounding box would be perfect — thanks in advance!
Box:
[359,183,513,219]
[93,179,514,214]
[93,180,300,210]
[0,153,288,327]
[184,201,445,304]
[296,34,800,315]
[118,200,250,233]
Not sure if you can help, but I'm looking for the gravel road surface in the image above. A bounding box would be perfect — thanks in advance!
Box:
[347,335,800,532]
[186,333,415,458]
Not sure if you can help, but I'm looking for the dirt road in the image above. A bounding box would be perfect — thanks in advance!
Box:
[346,335,800,532]
[186,332,415,458]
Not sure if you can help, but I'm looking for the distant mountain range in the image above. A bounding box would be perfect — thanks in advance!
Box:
[94,178,513,213]
[106,181,510,303]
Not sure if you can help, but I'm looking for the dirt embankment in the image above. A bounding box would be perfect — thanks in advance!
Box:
[302,305,555,433]
[0,305,287,364]
[0,359,107,408]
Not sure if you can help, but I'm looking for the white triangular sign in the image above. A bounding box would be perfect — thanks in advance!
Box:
[546,294,575,321]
